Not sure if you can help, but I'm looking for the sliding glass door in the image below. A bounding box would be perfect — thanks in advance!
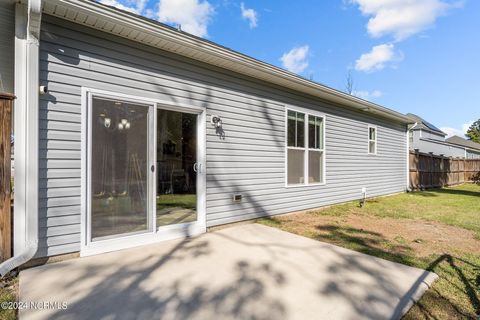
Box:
[86,91,205,254]
[90,97,152,240]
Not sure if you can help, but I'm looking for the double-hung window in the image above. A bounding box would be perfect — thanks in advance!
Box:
[368,125,377,154]
[286,109,325,186]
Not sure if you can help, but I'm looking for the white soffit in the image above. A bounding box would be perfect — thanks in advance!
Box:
[40,0,412,124]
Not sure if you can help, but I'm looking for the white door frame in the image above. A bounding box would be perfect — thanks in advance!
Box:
[80,87,206,257]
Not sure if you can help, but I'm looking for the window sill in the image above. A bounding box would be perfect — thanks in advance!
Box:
[285,182,326,188]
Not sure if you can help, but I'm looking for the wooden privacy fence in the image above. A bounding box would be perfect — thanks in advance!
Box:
[0,93,14,262]
[409,150,480,189]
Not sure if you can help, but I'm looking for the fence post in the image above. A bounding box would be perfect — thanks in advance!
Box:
[0,93,15,262]
[414,149,420,189]
[429,152,434,188]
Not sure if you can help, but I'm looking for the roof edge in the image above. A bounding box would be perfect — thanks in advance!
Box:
[446,136,480,151]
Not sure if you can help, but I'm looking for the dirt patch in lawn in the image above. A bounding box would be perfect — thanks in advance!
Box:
[275,212,480,257]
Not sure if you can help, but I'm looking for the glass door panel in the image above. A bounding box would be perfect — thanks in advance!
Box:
[90,97,151,240]
[156,109,197,227]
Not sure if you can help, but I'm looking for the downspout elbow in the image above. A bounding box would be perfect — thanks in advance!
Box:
[0,242,37,278]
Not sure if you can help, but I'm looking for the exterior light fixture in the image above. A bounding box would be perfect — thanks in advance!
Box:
[211,115,222,128]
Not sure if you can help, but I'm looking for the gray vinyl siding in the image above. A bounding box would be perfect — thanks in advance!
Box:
[0,2,14,93]
[466,150,480,159]
[410,130,466,157]
[38,15,407,257]
[420,130,445,141]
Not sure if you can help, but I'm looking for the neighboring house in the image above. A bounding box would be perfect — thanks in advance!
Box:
[407,113,466,157]
[446,136,480,159]
[0,0,412,270]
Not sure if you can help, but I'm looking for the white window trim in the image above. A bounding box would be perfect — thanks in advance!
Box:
[285,106,326,188]
[368,124,377,155]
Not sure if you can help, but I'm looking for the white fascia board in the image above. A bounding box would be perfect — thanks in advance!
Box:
[43,0,412,125]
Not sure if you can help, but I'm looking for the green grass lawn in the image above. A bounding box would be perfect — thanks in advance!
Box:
[0,275,17,320]
[259,183,480,319]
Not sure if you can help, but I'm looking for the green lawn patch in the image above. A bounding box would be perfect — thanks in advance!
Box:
[0,275,17,320]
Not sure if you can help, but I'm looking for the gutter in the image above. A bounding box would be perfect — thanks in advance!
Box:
[0,0,41,278]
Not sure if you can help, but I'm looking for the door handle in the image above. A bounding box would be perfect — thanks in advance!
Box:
[193,163,201,173]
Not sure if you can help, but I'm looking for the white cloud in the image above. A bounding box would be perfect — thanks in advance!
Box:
[240,3,258,28]
[158,0,214,37]
[355,43,402,72]
[280,45,310,74]
[135,0,148,13]
[99,0,141,14]
[350,0,460,41]
[144,8,158,19]
[352,90,382,100]
[98,0,150,17]
[440,121,473,138]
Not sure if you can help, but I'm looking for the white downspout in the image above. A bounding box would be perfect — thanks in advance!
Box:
[405,122,418,192]
[0,0,41,277]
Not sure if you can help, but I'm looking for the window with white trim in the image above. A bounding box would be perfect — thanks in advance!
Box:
[368,126,377,154]
[286,109,325,185]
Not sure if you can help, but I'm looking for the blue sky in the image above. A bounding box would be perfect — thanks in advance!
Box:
[100,0,479,137]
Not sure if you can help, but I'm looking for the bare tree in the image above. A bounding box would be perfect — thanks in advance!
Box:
[344,70,355,95]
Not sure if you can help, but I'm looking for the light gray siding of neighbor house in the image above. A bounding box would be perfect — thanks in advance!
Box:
[466,150,480,159]
[410,130,465,157]
[0,2,15,94]
[418,130,445,141]
[38,15,407,257]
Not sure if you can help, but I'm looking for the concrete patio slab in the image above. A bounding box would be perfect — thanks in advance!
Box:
[20,223,437,320]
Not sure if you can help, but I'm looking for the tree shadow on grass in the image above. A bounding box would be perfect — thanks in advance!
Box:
[408,186,480,198]
[405,254,480,319]
[314,225,416,266]
[309,223,480,319]
[432,187,480,198]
